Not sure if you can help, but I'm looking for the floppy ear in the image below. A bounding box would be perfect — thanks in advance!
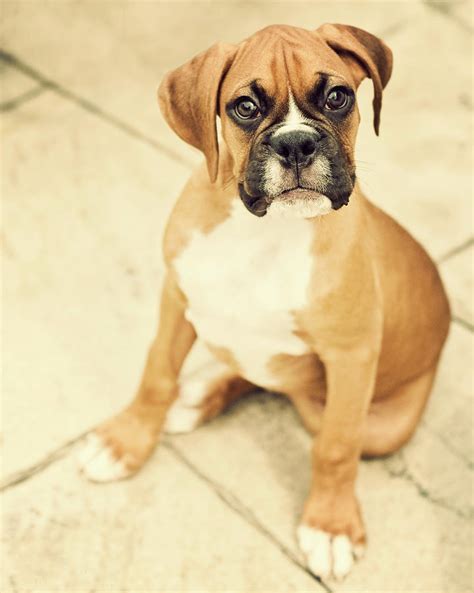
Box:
[317,23,393,135]
[158,42,237,182]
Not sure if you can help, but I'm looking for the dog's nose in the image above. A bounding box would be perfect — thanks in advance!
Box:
[268,128,322,167]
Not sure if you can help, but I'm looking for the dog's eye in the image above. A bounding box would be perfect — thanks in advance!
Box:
[325,87,350,111]
[234,97,260,119]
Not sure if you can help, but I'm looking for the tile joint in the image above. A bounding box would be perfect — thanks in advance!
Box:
[164,439,333,592]
[438,237,474,264]
[423,0,473,33]
[0,49,194,168]
[452,315,474,333]
[382,450,473,520]
[0,83,48,112]
[0,431,87,492]
[420,420,474,470]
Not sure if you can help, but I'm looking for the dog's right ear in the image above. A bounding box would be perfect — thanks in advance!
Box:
[158,42,237,183]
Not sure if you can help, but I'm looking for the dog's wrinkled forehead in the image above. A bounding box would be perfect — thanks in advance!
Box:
[220,25,356,112]
[158,23,392,182]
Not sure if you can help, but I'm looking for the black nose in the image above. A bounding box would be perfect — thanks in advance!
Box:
[268,128,322,167]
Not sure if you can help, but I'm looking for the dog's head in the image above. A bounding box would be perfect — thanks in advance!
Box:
[159,24,392,218]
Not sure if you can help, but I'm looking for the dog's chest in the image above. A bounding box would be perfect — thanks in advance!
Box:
[174,202,314,387]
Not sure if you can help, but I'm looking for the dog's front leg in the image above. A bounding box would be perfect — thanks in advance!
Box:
[78,271,196,482]
[297,345,379,581]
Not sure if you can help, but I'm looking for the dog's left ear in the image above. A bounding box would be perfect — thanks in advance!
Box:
[317,23,393,135]
[158,42,238,183]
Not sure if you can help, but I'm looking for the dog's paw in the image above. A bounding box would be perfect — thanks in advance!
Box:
[163,375,207,434]
[78,410,159,482]
[298,491,366,580]
[163,401,202,434]
[297,525,364,580]
[164,364,225,434]
[78,433,133,482]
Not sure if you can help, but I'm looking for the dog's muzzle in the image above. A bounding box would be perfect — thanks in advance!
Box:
[239,125,354,217]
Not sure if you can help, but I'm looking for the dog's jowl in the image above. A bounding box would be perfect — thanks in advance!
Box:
[78,24,450,581]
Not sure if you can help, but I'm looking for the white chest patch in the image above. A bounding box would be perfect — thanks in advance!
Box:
[174,200,314,388]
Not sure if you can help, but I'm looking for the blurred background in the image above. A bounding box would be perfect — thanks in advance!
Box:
[1,1,472,592]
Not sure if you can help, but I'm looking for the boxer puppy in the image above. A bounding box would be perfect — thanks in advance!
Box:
[78,24,450,580]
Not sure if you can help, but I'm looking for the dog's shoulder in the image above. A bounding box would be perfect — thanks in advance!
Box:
[162,164,230,265]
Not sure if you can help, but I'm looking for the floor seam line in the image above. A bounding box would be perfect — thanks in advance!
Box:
[437,237,474,264]
[452,315,474,333]
[423,1,473,33]
[420,421,474,470]
[163,439,333,593]
[382,450,473,520]
[0,431,88,492]
[0,49,194,169]
[0,83,48,112]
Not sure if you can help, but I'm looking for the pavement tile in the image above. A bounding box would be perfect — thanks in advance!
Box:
[336,456,472,593]
[0,60,42,108]
[452,0,473,29]
[355,9,472,260]
[440,245,474,327]
[1,0,423,165]
[420,322,474,468]
[428,0,473,30]
[388,322,473,515]
[1,447,321,592]
[167,320,472,592]
[1,91,185,477]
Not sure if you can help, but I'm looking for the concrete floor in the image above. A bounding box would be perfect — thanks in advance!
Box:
[1,1,472,592]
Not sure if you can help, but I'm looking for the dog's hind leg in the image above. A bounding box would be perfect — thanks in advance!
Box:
[288,363,438,459]
[362,364,439,457]
[164,357,258,434]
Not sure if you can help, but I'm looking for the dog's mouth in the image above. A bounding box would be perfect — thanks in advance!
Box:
[276,187,325,200]
[238,184,328,217]
[238,183,269,217]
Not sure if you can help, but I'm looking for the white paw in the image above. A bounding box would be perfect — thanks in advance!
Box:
[164,364,223,434]
[77,433,133,482]
[163,400,202,434]
[297,525,364,581]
